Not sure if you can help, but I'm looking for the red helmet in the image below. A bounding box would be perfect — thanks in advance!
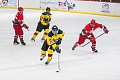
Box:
[90,19,96,25]
[18,7,23,11]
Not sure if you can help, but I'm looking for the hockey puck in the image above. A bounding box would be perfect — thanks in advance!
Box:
[56,71,59,72]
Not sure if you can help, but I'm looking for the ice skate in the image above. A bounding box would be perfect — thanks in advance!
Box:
[92,49,98,52]
[31,38,35,42]
[21,41,26,46]
[91,45,98,53]
[72,43,79,50]
[13,41,19,45]
[45,60,51,65]
[72,45,76,50]
[41,37,45,42]
[40,55,46,61]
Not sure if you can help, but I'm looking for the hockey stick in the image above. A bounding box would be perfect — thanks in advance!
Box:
[81,33,105,47]
[27,28,29,31]
[58,53,60,70]
[56,53,61,72]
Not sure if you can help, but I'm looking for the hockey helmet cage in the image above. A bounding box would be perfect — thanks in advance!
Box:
[52,25,58,31]
[18,7,24,11]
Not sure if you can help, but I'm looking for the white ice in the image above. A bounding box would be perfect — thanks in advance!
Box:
[0,9,120,80]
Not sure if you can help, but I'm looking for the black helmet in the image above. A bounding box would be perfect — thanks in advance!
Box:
[52,25,58,31]
[46,7,50,11]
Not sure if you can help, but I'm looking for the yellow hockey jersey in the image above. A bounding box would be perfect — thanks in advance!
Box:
[40,12,52,26]
[46,29,64,46]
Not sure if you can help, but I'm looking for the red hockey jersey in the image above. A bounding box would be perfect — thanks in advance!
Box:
[81,23,103,36]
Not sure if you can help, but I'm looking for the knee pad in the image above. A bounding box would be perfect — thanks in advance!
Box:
[48,49,53,61]
[48,49,53,54]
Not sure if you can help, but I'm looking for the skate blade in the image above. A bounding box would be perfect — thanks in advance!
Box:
[41,40,45,42]
[30,40,35,42]
[13,44,19,45]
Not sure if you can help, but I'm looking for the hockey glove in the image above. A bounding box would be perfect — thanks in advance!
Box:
[12,19,19,25]
[56,38,62,45]
[23,24,29,31]
[56,46,61,53]
[103,26,109,34]
[50,40,56,45]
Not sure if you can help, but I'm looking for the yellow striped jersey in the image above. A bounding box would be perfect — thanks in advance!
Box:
[40,12,52,26]
[46,29,64,46]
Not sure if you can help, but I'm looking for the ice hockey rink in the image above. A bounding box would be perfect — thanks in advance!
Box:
[0,9,120,80]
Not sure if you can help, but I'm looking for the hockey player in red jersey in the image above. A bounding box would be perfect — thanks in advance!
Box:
[12,7,29,45]
[72,19,109,52]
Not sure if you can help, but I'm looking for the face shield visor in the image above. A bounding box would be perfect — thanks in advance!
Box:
[52,30,58,35]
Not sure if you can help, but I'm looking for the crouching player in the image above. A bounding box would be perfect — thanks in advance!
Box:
[40,25,64,65]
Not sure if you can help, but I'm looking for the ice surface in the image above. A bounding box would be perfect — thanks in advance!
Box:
[0,9,120,80]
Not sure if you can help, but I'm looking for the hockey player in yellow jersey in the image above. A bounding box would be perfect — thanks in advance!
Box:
[31,7,52,41]
[40,25,64,65]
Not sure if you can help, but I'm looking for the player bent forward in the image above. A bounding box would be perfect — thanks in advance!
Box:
[40,25,64,65]
[72,19,109,52]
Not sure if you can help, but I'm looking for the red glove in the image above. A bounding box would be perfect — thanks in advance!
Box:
[103,26,109,34]
[23,24,29,29]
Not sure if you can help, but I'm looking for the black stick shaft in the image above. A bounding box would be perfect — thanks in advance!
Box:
[82,33,105,47]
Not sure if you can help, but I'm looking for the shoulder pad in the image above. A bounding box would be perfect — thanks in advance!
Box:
[42,12,51,15]
[42,12,46,15]
[48,31,54,37]
[58,29,63,34]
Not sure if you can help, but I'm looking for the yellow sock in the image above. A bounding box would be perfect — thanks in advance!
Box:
[42,29,49,38]
[41,50,46,56]
[32,31,40,39]
[48,49,53,61]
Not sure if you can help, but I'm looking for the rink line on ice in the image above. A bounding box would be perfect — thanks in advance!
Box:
[0,58,91,71]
